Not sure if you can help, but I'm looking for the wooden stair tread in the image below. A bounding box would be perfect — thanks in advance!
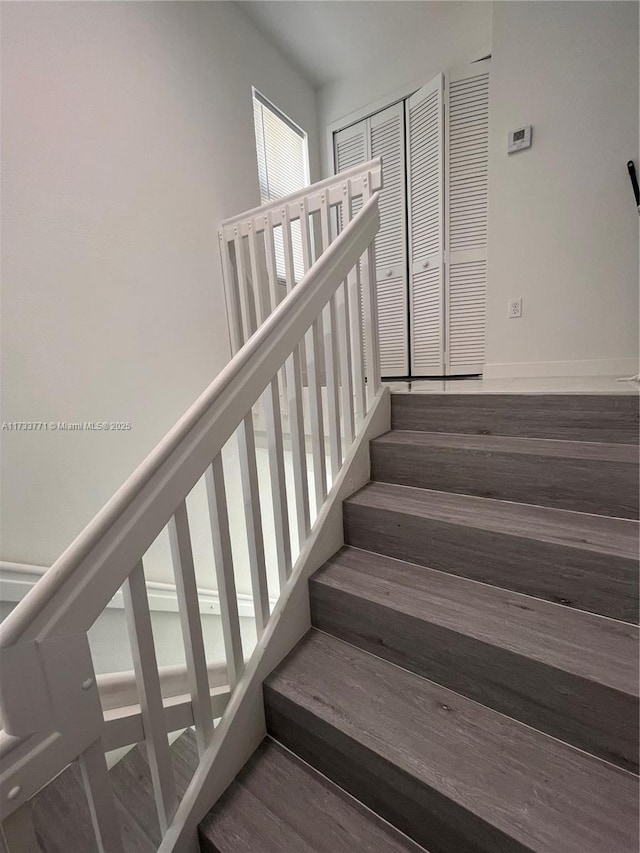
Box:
[372,429,638,462]
[310,549,638,771]
[346,481,639,559]
[369,430,639,518]
[344,482,638,623]
[265,630,639,853]
[390,393,640,444]
[199,738,427,853]
[311,547,639,696]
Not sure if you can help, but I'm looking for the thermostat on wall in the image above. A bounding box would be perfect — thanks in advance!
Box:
[508,125,532,153]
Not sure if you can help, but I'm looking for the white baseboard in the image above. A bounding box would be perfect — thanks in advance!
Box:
[0,561,269,619]
[483,357,639,380]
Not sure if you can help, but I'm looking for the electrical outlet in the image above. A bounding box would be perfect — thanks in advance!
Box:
[508,298,522,319]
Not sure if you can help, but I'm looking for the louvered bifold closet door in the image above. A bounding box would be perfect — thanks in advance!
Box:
[334,120,369,228]
[370,103,408,376]
[406,74,445,376]
[445,60,490,375]
[334,113,408,377]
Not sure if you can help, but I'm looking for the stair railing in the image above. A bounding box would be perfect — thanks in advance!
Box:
[0,160,382,851]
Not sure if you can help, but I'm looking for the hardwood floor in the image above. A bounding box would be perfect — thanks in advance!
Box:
[0,730,199,853]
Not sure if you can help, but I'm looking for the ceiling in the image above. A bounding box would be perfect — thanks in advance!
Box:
[238,1,492,89]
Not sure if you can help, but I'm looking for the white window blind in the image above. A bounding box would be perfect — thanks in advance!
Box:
[253,89,309,282]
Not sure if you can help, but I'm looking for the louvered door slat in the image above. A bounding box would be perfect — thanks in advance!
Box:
[407,73,445,375]
[445,60,489,375]
[448,259,487,371]
[370,102,408,376]
[334,107,409,378]
[334,120,369,226]
[335,128,368,171]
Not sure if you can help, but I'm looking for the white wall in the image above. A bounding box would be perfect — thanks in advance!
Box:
[1,2,319,570]
[485,1,639,378]
[318,0,638,379]
[318,2,493,173]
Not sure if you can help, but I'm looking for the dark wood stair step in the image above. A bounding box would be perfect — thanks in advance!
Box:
[264,630,639,853]
[370,430,639,518]
[310,547,639,772]
[391,393,640,444]
[344,482,639,623]
[199,738,427,853]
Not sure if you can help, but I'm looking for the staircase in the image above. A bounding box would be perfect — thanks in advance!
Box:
[199,392,640,853]
[2,158,637,851]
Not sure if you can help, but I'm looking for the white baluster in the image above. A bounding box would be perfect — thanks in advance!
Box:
[264,212,289,427]
[252,219,292,586]
[247,222,265,325]
[219,230,243,354]
[299,198,327,510]
[361,172,381,399]
[319,190,342,479]
[237,415,270,635]
[205,455,244,688]
[361,240,381,400]
[168,502,214,755]
[349,258,367,425]
[263,211,282,314]
[233,229,253,343]
[79,739,125,852]
[336,182,355,446]
[262,381,292,588]
[281,207,311,546]
[122,561,178,832]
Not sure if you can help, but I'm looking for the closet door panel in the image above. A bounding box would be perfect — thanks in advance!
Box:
[446,61,490,374]
[448,254,487,375]
[333,121,370,375]
[334,120,368,172]
[370,103,408,377]
[334,120,369,228]
[407,73,445,376]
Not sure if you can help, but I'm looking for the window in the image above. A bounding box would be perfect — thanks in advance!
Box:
[252,88,309,281]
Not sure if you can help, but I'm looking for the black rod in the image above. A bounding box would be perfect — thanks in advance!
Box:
[627,160,639,208]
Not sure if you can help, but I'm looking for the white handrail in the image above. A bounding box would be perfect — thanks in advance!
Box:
[220,157,381,232]
[0,193,379,651]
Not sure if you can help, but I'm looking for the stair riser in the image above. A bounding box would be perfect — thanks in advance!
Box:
[264,687,532,853]
[391,394,640,444]
[370,442,639,519]
[310,583,639,773]
[343,503,639,623]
